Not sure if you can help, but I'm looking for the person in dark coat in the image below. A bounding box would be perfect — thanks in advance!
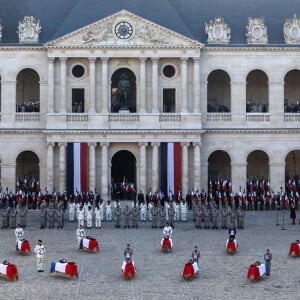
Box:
[290,202,296,225]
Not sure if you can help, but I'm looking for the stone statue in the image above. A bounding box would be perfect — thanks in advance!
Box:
[118,73,131,110]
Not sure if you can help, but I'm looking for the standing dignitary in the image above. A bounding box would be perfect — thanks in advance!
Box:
[34,239,46,272]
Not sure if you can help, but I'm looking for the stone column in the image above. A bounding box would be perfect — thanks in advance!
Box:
[101,58,109,113]
[59,57,67,113]
[48,57,55,113]
[58,142,67,193]
[193,57,200,113]
[88,58,96,113]
[139,57,146,113]
[151,58,159,113]
[201,163,208,193]
[89,142,96,192]
[47,142,55,192]
[181,142,189,196]
[180,58,188,113]
[139,142,147,193]
[199,79,207,114]
[193,141,201,190]
[151,142,160,192]
[100,142,109,198]
[231,80,246,123]
[269,81,284,126]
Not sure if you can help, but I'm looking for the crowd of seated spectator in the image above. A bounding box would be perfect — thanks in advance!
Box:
[284,102,300,113]
[16,100,40,112]
[207,104,230,112]
[246,101,268,113]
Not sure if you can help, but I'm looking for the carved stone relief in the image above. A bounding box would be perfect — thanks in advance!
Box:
[18,16,41,43]
[205,17,231,44]
[284,14,300,44]
[246,17,268,44]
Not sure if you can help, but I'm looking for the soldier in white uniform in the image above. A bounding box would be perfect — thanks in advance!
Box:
[15,224,24,250]
[77,206,84,227]
[174,201,180,222]
[106,200,112,222]
[76,225,86,249]
[34,239,45,272]
[68,200,76,222]
[99,199,104,222]
[86,206,93,229]
[140,201,147,221]
[180,200,187,222]
[94,205,101,229]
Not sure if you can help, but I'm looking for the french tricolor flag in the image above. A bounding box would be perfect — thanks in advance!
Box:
[67,143,88,194]
[160,142,181,196]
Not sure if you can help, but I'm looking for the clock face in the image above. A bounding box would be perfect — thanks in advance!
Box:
[115,21,133,39]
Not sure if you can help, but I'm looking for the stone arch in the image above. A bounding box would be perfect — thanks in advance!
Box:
[16,68,40,112]
[208,150,231,181]
[207,69,231,112]
[246,69,269,112]
[111,68,136,113]
[284,69,300,112]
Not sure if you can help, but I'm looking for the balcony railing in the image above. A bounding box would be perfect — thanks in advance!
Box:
[15,113,40,123]
[109,113,139,122]
[246,113,270,122]
[206,113,232,122]
[284,113,300,122]
[159,113,181,122]
[67,114,88,122]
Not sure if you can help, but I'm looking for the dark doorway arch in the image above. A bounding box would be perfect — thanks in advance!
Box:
[111,150,136,200]
[111,68,136,113]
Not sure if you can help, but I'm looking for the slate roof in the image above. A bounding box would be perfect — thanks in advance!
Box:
[0,0,299,45]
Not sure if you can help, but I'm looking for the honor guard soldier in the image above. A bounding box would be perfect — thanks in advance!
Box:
[158,205,166,228]
[86,206,93,229]
[114,205,122,228]
[204,206,211,229]
[237,206,245,229]
[221,207,228,229]
[10,207,17,229]
[15,224,24,250]
[56,206,64,229]
[77,206,84,227]
[18,205,27,229]
[131,204,139,228]
[140,201,147,222]
[168,203,175,228]
[123,205,131,228]
[47,203,55,229]
[1,206,9,229]
[195,205,203,229]
[211,206,219,229]
[180,200,187,222]
[174,201,180,222]
[229,208,237,229]
[106,200,112,222]
[151,205,158,228]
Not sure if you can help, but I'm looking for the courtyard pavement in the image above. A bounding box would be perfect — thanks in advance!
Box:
[0,205,299,300]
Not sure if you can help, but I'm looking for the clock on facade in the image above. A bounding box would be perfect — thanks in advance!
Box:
[115,21,133,39]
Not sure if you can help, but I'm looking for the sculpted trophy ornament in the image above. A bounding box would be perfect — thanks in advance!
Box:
[205,17,231,44]
[284,15,300,44]
[246,17,268,44]
[18,16,41,43]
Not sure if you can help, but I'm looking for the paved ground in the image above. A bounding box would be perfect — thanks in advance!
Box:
[0,205,299,300]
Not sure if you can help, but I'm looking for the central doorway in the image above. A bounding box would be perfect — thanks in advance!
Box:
[111,150,136,200]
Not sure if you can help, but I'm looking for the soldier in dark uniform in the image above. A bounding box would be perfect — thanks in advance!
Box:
[151,204,158,228]
[186,191,192,210]
[40,205,47,229]
[114,205,121,228]
[131,204,139,228]
[137,191,144,207]
[124,205,131,228]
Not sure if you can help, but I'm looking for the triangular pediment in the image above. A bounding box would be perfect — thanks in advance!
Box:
[46,10,203,48]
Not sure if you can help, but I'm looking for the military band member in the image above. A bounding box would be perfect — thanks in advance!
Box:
[34,239,45,272]
[115,205,121,228]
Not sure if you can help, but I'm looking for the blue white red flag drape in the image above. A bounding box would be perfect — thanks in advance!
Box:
[160,142,181,196]
[67,143,88,194]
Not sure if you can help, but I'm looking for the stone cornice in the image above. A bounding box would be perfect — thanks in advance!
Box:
[203,128,300,134]
[204,45,300,52]
[0,45,44,51]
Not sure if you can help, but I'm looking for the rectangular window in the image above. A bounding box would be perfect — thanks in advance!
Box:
[163,88,175,113]
[72,88,84,113]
